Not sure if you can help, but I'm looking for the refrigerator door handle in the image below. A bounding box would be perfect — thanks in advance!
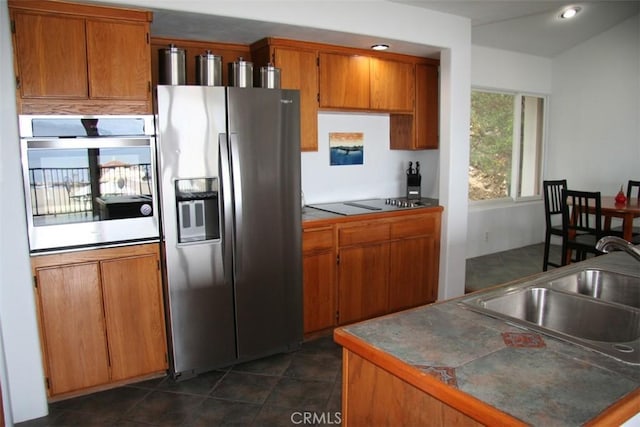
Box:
[227,132,243,271]
[219,132,236,285]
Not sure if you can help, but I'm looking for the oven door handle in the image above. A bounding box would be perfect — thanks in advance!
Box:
[24,137,151,150]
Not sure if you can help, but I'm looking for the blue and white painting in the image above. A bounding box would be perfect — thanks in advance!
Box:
[329,132,364,166]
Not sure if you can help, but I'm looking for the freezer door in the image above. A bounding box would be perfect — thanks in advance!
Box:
[226,88,303,359]
[156,85,236,376]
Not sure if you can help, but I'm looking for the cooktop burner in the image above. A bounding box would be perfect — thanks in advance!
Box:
[308,197,437,216]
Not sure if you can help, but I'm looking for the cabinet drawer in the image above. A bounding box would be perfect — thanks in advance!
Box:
[339,223,390,246]
[303,228,334,253]
[390,215,438,239]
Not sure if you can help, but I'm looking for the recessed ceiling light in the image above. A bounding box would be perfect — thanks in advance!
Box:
[371,44,389,51]
[560,6,581,19]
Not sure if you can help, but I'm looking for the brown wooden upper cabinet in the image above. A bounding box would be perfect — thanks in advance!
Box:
[370,58,414,111]
[414,63,439,149]
[251,39,320,151]
[390,63,439,150]
[9,0,153,114]
[85,20,151,101]
[12,12,88,100]
[319,52,370,110]
[272,47,319,152]
[319,53,414,112]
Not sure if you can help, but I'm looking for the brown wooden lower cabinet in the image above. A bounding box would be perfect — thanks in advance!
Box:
[302,209,442,335]
[302,227,337,334]
[101,254,167,382]
[31,243,167,399]
[388,214,441,311]
[337,239,390,324]
[36,262,111,395]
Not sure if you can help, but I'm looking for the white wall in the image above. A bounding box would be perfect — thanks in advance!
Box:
[467,46,552,258]
[467,15,640,259]
[0,1,471,421]
[546,14,640,194]
[0,0,49,423]
[472,46,552,94]
[302,113,439,204]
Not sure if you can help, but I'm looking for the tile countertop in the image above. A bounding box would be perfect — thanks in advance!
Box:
[334,251,640,426]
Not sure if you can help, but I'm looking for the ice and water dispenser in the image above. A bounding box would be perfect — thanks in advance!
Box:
[175,178,220,243]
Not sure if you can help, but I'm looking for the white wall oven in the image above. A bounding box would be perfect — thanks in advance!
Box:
[18,115,160,252]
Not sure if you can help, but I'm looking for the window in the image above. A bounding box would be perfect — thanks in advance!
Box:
[469,90,545,202]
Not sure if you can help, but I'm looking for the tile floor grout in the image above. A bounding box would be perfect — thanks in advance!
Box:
[17,243,560,426]
[18,334,343,426]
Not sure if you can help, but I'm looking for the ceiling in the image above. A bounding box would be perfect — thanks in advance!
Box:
[148,1,640,58]
[391,1,640,57]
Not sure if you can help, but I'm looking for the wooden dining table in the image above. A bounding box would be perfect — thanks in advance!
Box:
[601,196,640,241]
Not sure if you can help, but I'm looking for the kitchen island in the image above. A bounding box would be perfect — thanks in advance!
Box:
[334,251,640,426]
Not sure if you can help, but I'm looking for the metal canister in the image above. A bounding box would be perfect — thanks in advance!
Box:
[159,44,186,85]
[196,51,222,86]
[259,64,281,89]
[228,57,253,88]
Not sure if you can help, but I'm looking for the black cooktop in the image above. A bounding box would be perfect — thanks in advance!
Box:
[308,197,438,216]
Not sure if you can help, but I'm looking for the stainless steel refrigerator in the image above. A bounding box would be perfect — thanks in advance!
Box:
[155,85,302,378]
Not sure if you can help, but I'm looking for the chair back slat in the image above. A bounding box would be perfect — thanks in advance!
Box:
[542,179,568,270]
[562,189,602,237]
[627,180,640,200]
[543,180,567,224]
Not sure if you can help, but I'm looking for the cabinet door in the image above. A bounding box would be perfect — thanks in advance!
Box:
[12,12,88,99]
[338,243,389,324]
[388,236,439,311]
[319,52,369,109]
[303,251,336,333]
[303,228,336,333]
[388,214,440,310]
[415,63,439,149]
[370,58,414,111]
[36,263,110,395]
[86,19,150,100]
[101,252,167,381]
[275,47,319,151]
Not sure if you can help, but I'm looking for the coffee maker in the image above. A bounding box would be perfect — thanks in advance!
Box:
[406,161,422,200]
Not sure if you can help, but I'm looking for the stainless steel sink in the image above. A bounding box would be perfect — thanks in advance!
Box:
[480,287,640,342]
[546,269,639,309]
[461,269,640,364]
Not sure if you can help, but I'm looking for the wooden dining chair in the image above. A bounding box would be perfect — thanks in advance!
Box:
[542,179,567,270]
[611,179,640,242]
[627,180,640,200]
[562,189,604,265]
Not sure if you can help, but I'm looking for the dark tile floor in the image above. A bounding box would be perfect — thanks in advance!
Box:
[465,242,563,293]
[18,243,555,427]
[17,335,342,427]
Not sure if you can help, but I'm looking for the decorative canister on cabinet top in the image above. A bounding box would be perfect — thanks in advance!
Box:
[228,57,253,88]
[196,50,222,86]
[159,44,186,85]
[259,63,281,89]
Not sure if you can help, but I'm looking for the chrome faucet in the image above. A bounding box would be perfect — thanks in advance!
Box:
[596,236,640,262]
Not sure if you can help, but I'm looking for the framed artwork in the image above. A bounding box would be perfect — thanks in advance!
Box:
[329,132,364,166]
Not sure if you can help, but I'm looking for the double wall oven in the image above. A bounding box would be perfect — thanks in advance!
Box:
[18,115,160,252]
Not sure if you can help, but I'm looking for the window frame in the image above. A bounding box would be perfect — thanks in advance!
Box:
[469,87,548,205]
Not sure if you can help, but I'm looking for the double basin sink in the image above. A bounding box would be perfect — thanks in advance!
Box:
[461,269,640,364]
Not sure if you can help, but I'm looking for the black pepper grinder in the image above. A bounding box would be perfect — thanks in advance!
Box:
[406,161,421,200]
